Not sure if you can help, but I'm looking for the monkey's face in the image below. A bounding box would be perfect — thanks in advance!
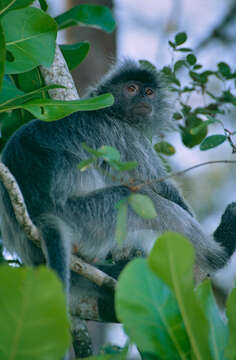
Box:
[115,81,158,127]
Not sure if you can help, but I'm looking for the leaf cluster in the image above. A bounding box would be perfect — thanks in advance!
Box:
[0,0,116,150]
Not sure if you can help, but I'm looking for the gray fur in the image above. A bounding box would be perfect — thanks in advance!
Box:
[0,60,228,292]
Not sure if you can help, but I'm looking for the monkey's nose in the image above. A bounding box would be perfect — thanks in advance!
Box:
[132,103,152,115]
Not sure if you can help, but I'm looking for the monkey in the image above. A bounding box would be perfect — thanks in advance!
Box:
[0,59,236,302]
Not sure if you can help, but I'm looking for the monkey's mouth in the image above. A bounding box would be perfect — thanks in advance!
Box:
[132,103,152,116]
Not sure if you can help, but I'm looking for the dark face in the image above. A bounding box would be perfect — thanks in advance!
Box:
[122,81,156,122]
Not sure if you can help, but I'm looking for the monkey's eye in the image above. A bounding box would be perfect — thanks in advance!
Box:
[127,84,139,95]
[145,88,154,96]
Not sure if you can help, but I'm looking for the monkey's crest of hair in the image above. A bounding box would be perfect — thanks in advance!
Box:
[85,59,175,137]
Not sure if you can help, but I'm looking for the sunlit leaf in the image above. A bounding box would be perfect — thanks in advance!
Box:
[1,94,114,121]
[128,194,157,219]
[2,7,57,74]
[154,141,176,156]
[148,233,211,359]
[200,135,226,151]
[0,265,71,360]
[116,259,191,359]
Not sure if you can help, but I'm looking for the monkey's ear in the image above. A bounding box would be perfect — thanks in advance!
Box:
[214,202,236,258]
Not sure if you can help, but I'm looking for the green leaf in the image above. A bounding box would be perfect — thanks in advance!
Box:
[0,83,64,109]
[82,143,103,157]
[0,78,24,103]
[225,288,236,359]
[168,40,176,49]
[181,116,208,148]
[128,194,157,219]
[177,48,192,52]
[173,112,183,120]
[139,59,156,72]
[2,7,57,74]
[1,93,114,121]
[186,54,197,66]
[39,0,48,11]
[55,4,116,33]
[0,0,34,17]
[115,199,128,246]
[200,135,226,151]
[196,280,228,359]
[98,145,120,162]
[218,62,231,78]
[109,160,138,172]
[190,118,218,135]
[154,141,176,156]
[175,32,187,46]
[116,259,191,359]
[0,24,6,90]
[174,60,186,72]
[78,158,94,171]
[0,265,71,360]
[60,41,90,71]
[15,67,45,93]
[148,232,212,360]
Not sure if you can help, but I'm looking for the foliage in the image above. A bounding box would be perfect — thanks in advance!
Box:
[116,233,234,360]
[0,0,115,150]
[0,265,71,360]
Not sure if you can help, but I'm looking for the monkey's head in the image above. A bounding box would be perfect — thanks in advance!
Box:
[87,60,172,135]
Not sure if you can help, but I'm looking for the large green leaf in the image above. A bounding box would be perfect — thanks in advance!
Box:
[2,7,57,74]
[0,0,34,18]
[196,280,228,360]
[148,232,212,360]
[116,258,191,359]
[0,93,114,121]
[60,41,90,71]
[225,288,236,359]
[0,23,6,89]
[55,4,116,33]
[0,265,71,360]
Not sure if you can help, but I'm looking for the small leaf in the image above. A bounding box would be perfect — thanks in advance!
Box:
[109,160,138,172]
[177,48,192,52]
[186,54,197,66]
[218,62,231,78]
[98,145,120,162]
[168,40,176,49]
[55,4,116,33]
[174,60,186,72]
[82,143,103,157]
[0,24,5,90]
[2,7,57,74]
[200,135,226,151]
[39,0,48,11]
[154,141,176,156]
[175,32,187,46]
[139,60,157,72]
[173,112,182,120]
[190,118,217,135]
[115,199,128,246]
[128,194,157,219]
[78,158,94,171]
[60,41,90,71]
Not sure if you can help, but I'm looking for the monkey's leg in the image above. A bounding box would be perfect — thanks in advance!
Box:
[214,202,236,258]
